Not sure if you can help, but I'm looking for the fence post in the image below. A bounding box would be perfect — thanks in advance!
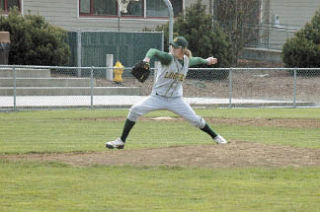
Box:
[293,69,297,108]
[228,68,233,108]
[13,66,16,111]
[90,67,94,110]
[77,30,82,77]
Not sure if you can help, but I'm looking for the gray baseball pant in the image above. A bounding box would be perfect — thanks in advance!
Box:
[127,95,206,129]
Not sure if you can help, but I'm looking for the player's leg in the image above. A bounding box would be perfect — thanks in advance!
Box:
[120,119,135,143]
[201,124,227,144]
[106,95,164,149]
[122,95,165,141]
[127,95,164,123]
[168,97,206,128]
[168,97,227,144]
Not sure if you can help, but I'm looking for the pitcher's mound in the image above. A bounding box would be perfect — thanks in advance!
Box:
[2,141,320,168]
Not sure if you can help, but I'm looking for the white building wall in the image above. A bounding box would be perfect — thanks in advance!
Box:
[268,0,320,49]
[23,0,204,32]
[270,0,320,27]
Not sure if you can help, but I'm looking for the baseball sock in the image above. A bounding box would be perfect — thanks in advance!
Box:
[120,119,136,142]
[200,123,218,139]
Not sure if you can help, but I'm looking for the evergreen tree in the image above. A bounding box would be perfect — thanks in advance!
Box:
[155,0,233,69]
[282,8,320,68]
[0,9,70,65]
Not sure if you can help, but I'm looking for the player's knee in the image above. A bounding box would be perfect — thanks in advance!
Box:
[127,111,139,122]
[190,116,206,129]
[127,106,141,122]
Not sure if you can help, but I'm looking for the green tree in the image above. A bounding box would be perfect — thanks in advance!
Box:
[155,0,233,68]
[0,9,70,65]
[282,8,320,68]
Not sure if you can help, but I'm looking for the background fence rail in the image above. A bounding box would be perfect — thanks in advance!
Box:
[0,65,319,111]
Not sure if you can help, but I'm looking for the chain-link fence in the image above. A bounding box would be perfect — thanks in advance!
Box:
[0,65,319,111]
[246,24,299,50]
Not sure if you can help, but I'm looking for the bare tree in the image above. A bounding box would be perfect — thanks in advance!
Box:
[213,0,261,65]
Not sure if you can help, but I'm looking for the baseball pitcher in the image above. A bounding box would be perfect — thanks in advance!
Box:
[106,36,227,149]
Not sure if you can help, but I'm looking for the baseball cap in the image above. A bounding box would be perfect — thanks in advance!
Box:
[170,36,188,49]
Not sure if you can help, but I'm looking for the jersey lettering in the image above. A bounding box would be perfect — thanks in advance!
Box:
[164,72,185,81]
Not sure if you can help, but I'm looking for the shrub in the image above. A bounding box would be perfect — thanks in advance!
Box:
[0,9,70,65]
[282,8,320,69]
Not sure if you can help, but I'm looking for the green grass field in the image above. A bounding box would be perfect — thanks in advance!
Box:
[0,108,320,211]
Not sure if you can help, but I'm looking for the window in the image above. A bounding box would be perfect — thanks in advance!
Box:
[79,0,183,18]
[80,0,117,16]
[80,0,90,14]
[147,0,168,17]
[0,0,20,13]
[146,0,182,17]
[120,0,143,17]
[171,0,183,17]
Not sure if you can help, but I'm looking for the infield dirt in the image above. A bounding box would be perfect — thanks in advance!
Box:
[2,115,320,168]
[2,141,320,168]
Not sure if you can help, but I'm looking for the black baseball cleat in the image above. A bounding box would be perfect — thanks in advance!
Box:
[105,138,125,149]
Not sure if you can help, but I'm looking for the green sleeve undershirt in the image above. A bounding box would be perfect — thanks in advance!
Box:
[145,48,209,67]
[189,57,208,67]
[145,48,172,65]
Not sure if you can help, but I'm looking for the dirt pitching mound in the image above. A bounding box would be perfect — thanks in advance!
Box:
[2,141,320,168]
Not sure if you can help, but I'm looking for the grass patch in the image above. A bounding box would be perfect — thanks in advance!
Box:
[1,108,319,211]
[195,108,320,119]
[0,160,319,212]
[0,108,319,154]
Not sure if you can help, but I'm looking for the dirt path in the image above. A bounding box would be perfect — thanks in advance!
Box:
[2,141,320,168]
[76,116,320,129]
